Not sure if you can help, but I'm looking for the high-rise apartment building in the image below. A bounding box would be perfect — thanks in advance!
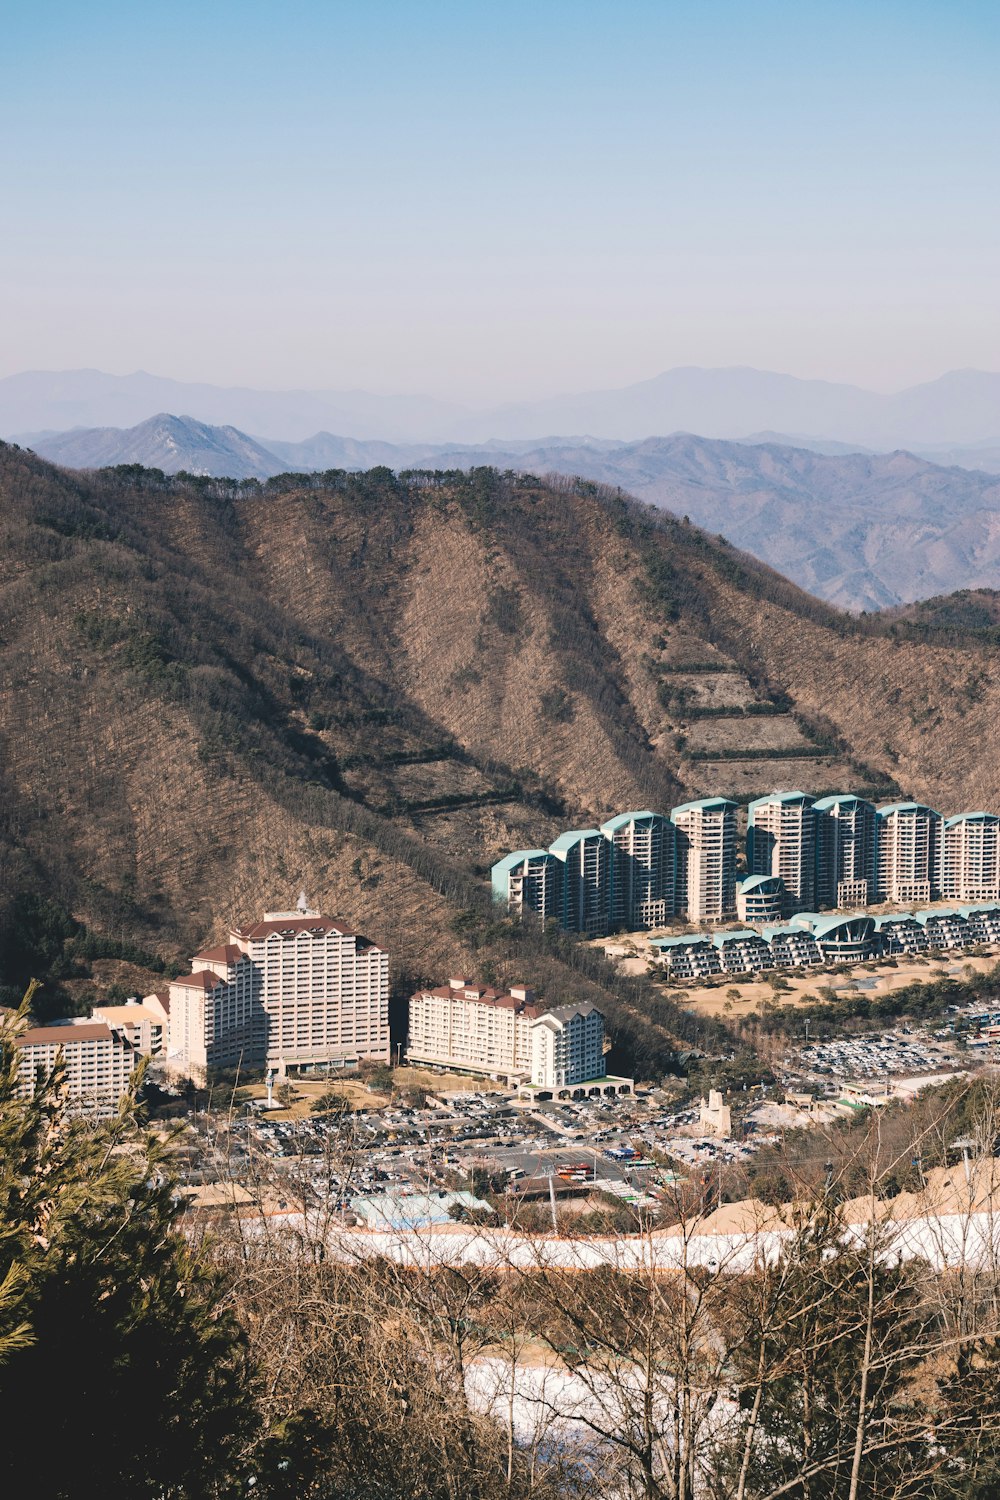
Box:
[814,795,877,908]
[875,803,941,904]
[939,812,1000,902]
[600,811,678,929]
[549,829,610,935]
[405,978,539,1080]
[490,850,562,923]
[228,908,390,1075]
[747,791,816,914]
[671,798,737,922]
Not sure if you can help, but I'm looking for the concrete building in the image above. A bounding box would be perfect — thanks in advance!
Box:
[491,849,562,922]
[549,829,610,935]
[959,904,1000,943]
[671,798,737,922]
[712,929,772,974]
[736,874,785,924]
[529,1001,606,1090]
[761,924,822,967]
[600,811,678,929]
[700,1089,732,1138]
[14,1021,138,1114]
[405,978,540,1081]
[914,909,973,950]
[791,911,880,962]
[747,791,816,913]
[228,908,390,1075]
[651,934,723,980]
[814,795,877,908]
[92,997,168,1060]
[167,962,256,1084]
[939,812,1000,903]
[875,803,941,904]
[872,914,929,954]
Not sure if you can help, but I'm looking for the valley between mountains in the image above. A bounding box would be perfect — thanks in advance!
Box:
[3,443,1000,1071]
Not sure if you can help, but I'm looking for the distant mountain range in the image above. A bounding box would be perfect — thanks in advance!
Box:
[17,414,1000,612]
[4,364,1000,448]
[24,414,287,480]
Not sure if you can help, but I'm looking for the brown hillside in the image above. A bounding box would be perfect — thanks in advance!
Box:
[1,449,998,1066]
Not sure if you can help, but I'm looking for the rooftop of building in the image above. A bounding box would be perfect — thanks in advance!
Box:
[813,794,874,811]
[748,790,813,811]
[536,1000,603,1026]
[491,849,553,873]
[944,811,999,827]
[737,874,784,893]
[192,943,246,965]
[876,802,938,817]
[599,810,660,832]
[17,1022,113,1047]
[92,1004,166,1025]
[792,912,875,940]
[414,981,540,1017]
[172,969,228,992]
[549,829,603,852]
[650,934,715,949]
[230,914,364,941]
[670,797,736,817]
[712,929,767,947]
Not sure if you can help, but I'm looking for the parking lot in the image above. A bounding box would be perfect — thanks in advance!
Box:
[798,1029,960,1081]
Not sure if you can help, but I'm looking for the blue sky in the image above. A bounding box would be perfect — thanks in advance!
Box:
[3,0,998,399]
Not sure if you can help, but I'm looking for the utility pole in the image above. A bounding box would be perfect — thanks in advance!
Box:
[547,1168,558,1234]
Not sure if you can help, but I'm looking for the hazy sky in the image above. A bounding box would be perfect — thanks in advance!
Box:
[3,0,998,401]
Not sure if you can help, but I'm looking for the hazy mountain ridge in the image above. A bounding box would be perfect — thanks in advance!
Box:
[5,364,1000,448]
[23,417,1000,611]
[27,413,289,480]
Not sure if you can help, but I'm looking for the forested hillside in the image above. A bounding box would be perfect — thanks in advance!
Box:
[3,444,1000,1069]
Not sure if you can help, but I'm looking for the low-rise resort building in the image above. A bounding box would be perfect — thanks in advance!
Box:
[653,899,1000,979]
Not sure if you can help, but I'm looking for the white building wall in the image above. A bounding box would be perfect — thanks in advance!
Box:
[530,1005,606,1089]
[406,981,536,1078]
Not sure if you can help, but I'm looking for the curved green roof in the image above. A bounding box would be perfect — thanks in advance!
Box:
[737,874,783,893]
[712,929,767,947]
[944,811,998,827]
[813,795,874,812]
[492,850,553,874]
[549,829,603,853]
[876,802,939,817]
[599,810,663,833]
[670,797,736,816]
[793,912,875,940]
